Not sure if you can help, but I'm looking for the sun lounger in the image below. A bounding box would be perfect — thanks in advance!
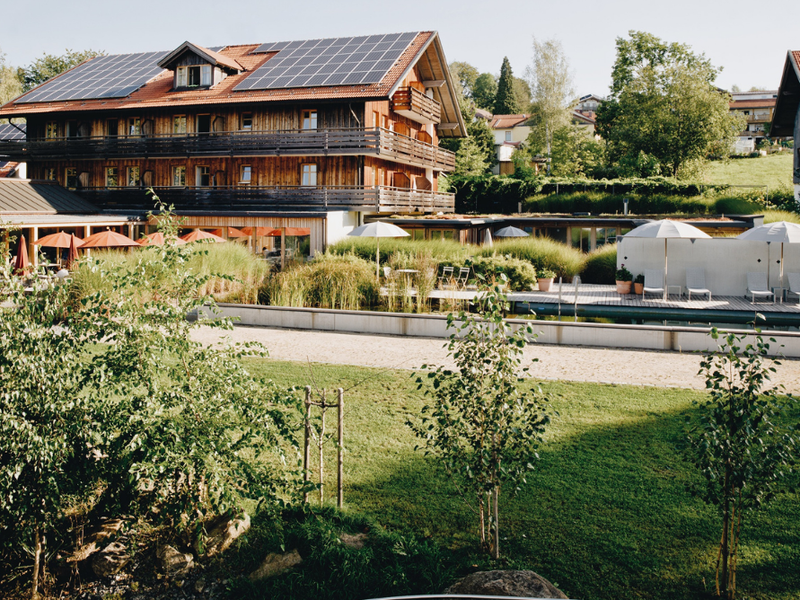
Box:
[685,268,711,301]
[746,272,774,303]
[786,273,800,303]
[642,269,665,300]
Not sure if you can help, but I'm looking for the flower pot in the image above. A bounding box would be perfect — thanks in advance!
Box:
[537,277,554,292]
[634,282,644,295]
[616,280,632,294]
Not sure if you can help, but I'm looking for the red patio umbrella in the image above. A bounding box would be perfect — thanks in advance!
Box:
[67,233,81,269]
[35,231,85,249]
[266,227,311,237]
[210,227,249,238]
[13,235,30,276]
[81,230,140,248]
[180,230,227,243]
[138,231,187,246]
[241,226,275,237]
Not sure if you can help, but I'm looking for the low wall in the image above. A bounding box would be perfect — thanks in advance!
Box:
[206,304,800,358]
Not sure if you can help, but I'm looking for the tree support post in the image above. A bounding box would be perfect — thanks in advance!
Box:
[303,386,311,504]
[337,387,344,509]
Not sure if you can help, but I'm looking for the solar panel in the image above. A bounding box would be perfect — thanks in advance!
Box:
[236,32,418,92]
[17,51,169,104]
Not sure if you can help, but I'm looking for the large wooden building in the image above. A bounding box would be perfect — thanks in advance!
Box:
[0,32,465,254]
[771,50,800,204]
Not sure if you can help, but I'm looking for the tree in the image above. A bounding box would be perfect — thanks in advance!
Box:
[440,97,496,175]
[409,279,551,559]
[549,124,605,177]
[449,61,479,100]
[596,31,745,177]
[685,329,798,599]
[19,48,104,91]
[472,72,497,111]
[493,57,520,115]
[0,48,22,105]
[524,37,575,161]
[512,76,532,111]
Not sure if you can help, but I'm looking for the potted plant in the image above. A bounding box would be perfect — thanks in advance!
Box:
[537,268,556,292]
[615,265,633,294]
[634,273,645,295]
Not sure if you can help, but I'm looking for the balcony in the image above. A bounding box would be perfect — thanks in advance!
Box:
[0,127,455,171]
[76,185,455,214]
[391,86,441,125]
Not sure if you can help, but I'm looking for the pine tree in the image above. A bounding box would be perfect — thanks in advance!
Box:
[494,57,520,115]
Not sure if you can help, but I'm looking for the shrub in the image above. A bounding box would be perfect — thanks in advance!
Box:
[581,244,617,284]
[475,237,585,278]
[468,255,537,291]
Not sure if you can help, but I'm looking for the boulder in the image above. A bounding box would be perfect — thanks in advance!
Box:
[339,532,368,549]
[248,549,302,581]
[195,513,251,557]
[69,518,126,564]
[158,545,194,579]
[445,570,568,599]
[90,542,130,578]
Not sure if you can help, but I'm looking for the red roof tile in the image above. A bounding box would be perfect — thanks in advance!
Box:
[490,114,529,129]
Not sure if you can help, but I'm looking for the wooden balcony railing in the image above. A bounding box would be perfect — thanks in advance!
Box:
[391,86,442,125]
[76,185,455,214]
[1,127,455,170]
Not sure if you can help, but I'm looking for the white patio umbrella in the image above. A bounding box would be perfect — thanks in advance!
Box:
[483,229,493,247]
[622,220,711,299]
[348,221,410,279]
[736,221,800,289]
[494,225,530,238]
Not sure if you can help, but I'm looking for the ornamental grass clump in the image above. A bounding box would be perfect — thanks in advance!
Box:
[469,255,537,291]
[581,244,618,284]
[476,237,585,278]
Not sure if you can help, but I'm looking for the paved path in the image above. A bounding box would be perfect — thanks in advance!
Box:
[192,325,800,393]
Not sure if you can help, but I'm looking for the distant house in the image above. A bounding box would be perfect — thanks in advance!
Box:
[729,90,778,153]
[771,51,800,202]
[489,114,531,175]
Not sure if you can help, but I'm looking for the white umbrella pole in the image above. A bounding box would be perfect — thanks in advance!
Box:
[376,237,380,280]
[781,243,785,289]
[664,239,668,301]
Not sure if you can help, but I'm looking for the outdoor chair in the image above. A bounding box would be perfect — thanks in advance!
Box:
[455,267,470,290]
[746,272,774,303]
[786,273,800,303]
[642,269,665,300]
[685,268,711,301]
[438,266,454,289]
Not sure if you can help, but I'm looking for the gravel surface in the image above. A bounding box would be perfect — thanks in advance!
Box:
[192,325,800,392]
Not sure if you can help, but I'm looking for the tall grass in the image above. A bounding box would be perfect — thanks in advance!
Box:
[328,237,470,266]
[476,237,586,278]
[581,244,618,284]
[764,210,800,224]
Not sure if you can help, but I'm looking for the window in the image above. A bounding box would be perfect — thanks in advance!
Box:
[45,122,58,139]
[65,168,77,190]
[173,115,187,134]
[374,111,381,128]
[302,109,317,130]
[241,113,253,130]
[196,166,211,187]
[172,166,186,187]
[66,121,79,138]
[197,114,211,133]
[239,165,252,184]
[107,119,118,137]
[105,167,119,188]
[504,131,512,142]
[44,168,56,181]
[127,166,140,187]
[128,117,141,136]
[301,164,317,187]
[176,65,213,88]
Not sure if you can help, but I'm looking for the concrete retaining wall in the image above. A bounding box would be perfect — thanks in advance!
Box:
[206,303,800,358]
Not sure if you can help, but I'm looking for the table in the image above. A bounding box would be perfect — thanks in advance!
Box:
[394,269,419,288]
[666,284,682,299]
[772,287,785,304]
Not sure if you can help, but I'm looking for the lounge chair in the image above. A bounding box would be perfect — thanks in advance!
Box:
[685,268,711,301]
[786,273,800,303]
[438,266,454,289]
[642,269,665,300]
[746,272,774,303]
[455,267,470,290]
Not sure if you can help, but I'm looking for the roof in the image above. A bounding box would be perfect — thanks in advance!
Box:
[0,32,466,137]
[730,98,776,109]
[0,179,101,214]
[157,41,243,72]
[771,51,800,137]
[0,122,26,141]
[490,114,530,129]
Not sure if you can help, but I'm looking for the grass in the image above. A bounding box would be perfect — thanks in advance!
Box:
[221,358,800,600]
[704,153,794,189]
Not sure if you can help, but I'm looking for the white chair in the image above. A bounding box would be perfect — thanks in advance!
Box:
[438,266,454,289]
[746,272,774,303]
[455,267,470,290]
[685,268,711,301]
[642,269,665,300]
[786,273,800,303]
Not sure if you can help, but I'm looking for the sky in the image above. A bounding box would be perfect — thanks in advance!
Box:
[2,0,798,98]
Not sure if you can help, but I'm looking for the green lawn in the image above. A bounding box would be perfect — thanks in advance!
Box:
[704,152,794,189]
[233,358,800,600]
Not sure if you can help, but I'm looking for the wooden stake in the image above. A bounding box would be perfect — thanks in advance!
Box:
[337,387,344,509]
[303,386,311,504]
[319,390,326,506]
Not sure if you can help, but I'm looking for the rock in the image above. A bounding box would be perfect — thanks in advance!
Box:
[195,513,251,557]
[69,518,127,563]
[339,532,368,549]
[90,542,130,578]
[248,549,302,581]
[445,570,568,599]
[158,545,194,579]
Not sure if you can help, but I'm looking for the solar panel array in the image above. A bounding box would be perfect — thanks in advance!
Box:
[17,51,170,104]
[0,123,26,140]
[235,32,419,91]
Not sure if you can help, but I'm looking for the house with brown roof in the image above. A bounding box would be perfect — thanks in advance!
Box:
[0,32,465,255]
[771,50,800,203]
[729,90,778,153]
[489,114,533,175]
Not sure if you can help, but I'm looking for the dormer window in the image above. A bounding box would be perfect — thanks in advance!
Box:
[176,65,212,88]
